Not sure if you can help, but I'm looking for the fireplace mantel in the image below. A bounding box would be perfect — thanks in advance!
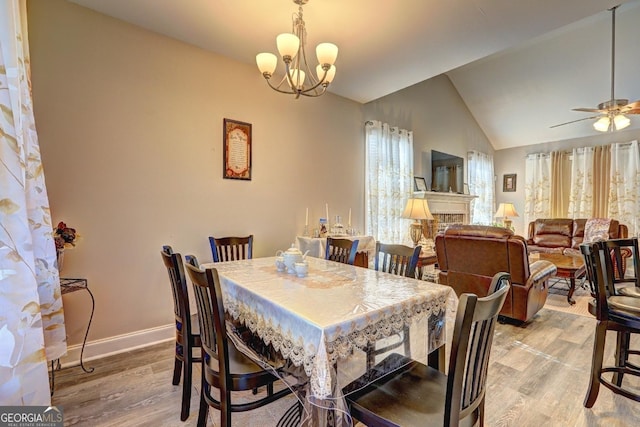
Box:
[414,191,477,230]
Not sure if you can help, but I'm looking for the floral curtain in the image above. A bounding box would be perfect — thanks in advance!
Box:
[608,141,640,237]
[365,120,413,245]
[567,147,595,218]
[467,150,494,224]
[524,153,551,227]
[0,0,66,404]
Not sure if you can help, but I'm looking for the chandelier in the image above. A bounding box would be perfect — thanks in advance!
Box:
[256,0,338,99]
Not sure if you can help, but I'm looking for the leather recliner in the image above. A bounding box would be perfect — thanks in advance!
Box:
[435,224,557,322]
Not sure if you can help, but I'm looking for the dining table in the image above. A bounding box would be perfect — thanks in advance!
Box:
[200,256,458,427]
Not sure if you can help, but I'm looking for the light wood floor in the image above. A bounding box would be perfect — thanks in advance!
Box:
[51,307,640,426]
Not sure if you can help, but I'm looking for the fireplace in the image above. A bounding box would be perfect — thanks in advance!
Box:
[414,191,477,235]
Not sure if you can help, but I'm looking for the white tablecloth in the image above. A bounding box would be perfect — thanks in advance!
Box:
[295,235,377,259]
[201,257,456,401]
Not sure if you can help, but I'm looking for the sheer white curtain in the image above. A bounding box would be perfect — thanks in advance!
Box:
[608,141,640,236]
[0,0,65,404]
[467,150,494,224]
[365,120,413,244]
[524,153,551,226]
[567,147,595,218]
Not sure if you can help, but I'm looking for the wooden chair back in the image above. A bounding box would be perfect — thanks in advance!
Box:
[602,237,640,289]
[446,272,510,424]
[375,242,421,277]
[161,246,193,345]
[581,242,615,319]
[160,245,200,421]
[209,235,253,262]
[325,237,358,265]
[344,272,510,427]
[185,264,229,384]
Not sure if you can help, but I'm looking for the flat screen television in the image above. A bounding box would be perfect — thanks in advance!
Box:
[431,150,464,193]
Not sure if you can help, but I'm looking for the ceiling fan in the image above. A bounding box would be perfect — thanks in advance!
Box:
[551,5,640,131]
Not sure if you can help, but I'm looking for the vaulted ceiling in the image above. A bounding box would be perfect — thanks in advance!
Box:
[67,0,640,149]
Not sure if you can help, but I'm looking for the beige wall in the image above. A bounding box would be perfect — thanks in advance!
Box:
[363,74,495,189]
[28,0,363,350]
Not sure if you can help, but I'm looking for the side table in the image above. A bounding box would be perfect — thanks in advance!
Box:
[51,278,95,394]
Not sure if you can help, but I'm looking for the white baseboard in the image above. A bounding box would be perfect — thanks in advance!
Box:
[57,323,174,369]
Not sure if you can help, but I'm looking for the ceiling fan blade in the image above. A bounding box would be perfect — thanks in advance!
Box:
[572,107,604,113]
[550,115,602,129]
[620,100,640,114]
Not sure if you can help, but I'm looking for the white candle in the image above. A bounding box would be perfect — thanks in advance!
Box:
[305,207,309,226]
[348,208,351,227]
[326,203,329,221]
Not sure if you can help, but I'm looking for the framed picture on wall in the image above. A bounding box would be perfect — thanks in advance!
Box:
[503,174,516,192]
[414,176,428,192]
[223,118,252,180]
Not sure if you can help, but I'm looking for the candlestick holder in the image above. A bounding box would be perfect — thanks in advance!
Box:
[303,225,310,237]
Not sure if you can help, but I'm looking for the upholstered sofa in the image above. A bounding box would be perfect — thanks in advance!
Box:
[527,218,630,276]
[435,224,557,322]
[526,218,628,254]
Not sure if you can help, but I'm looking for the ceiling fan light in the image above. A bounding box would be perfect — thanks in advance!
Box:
[613,114,630,130]
[593,116,610,132]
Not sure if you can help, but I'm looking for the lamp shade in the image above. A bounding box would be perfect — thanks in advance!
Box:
[494,203,519,218]
[316,64,336,83]
[276,33,300,59]
[256,52,277,75]
[401,198,433,220]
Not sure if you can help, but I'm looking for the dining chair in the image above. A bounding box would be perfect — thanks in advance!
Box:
[374,241,421,278]
[184,262,292,427]
[343,272,511,427]
[325,237,358,265]
[209,235,253,262]
[160,245,201,421]
[364,242,422,369]
[581,241,640,407]
[602,237,640,298]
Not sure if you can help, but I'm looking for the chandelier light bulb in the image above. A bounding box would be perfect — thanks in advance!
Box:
[593,116,610,132]
[256,53,277,76]
[316,64,336,84]
[316,43,338,66]
[276,33,300,61]
[290,69,306,89]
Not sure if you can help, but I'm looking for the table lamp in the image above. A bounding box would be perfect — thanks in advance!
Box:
[495,202,519,230]
[401,198,434,246]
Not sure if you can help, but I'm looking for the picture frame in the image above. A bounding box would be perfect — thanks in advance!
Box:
[414,176,428,192]
[223,118,252,180]
[503,174,516,192]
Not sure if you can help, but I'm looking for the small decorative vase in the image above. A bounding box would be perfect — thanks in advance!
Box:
[56,249,64,272]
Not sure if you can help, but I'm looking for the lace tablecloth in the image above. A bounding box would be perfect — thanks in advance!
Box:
[202,256,457,400]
